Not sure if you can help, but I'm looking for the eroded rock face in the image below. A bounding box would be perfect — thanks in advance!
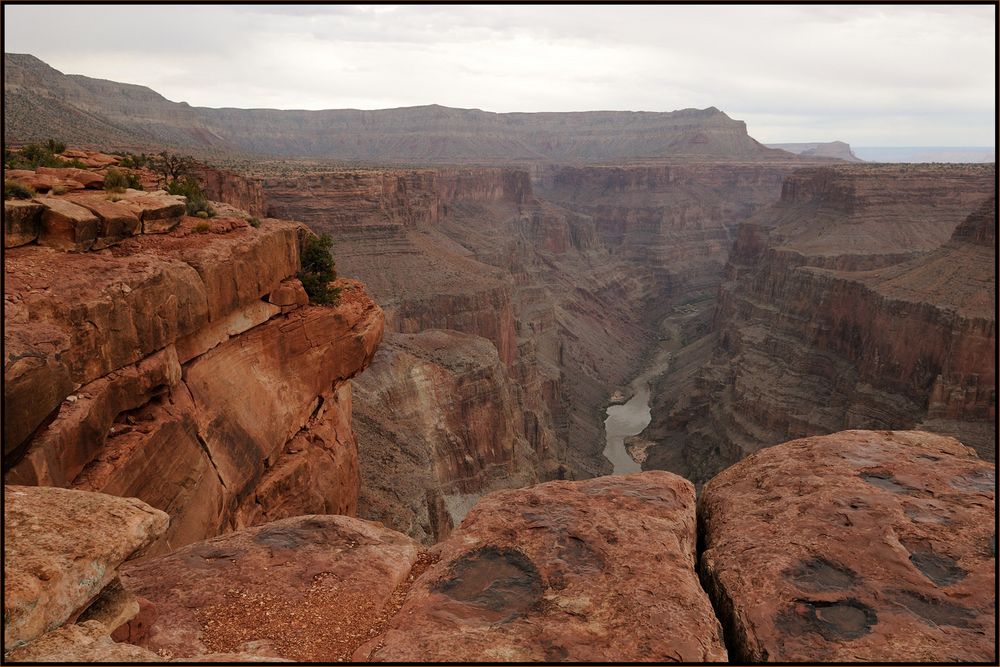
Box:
[4,200,43,247]
[119,515,422,662]
[354,330,539,543]
[5,189,384,552]
[358,472,727,662]
[3,485,168,650]
[699,430,995,662]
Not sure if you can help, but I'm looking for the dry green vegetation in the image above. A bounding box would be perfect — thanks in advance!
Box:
[4,180,35,200]
[299,233,341,305]
[4,139,86,170]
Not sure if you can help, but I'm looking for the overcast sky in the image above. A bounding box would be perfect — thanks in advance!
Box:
[4,4,995,145]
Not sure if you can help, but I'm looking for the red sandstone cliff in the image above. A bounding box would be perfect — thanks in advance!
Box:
[4,167,384,552]
[639,165,996,484]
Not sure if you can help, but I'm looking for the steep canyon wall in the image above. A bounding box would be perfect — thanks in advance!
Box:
[638,164,996,485]
[260,162,804,539]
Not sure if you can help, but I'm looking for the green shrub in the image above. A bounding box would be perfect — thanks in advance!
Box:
[6,140,79,169]
[195,210,209,219]
[298,233,341,305]
[167,176,215,217]
[4,180,35,200]
[249,217,261,228]
[194,222,211,233]
[117,152,152,170]
[103,168,130,193]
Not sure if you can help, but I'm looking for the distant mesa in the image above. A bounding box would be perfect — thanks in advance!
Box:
[766,141,863,162]
[6,52,795,163]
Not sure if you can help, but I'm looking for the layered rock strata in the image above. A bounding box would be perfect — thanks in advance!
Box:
[263,162,803,508]
[640,165,996,484]
[699,430,995,662]
[353,330,539,543]
[4,180,384,552]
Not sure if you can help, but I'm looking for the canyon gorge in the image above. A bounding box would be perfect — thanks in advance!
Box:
[3,53,996,663]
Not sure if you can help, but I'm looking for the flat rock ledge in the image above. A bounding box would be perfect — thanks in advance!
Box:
[699,430,995,663]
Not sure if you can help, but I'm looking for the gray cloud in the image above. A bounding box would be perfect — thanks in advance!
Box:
[3,4,994,145]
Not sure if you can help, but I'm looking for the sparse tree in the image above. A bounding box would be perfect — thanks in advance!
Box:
[151,152,197,185]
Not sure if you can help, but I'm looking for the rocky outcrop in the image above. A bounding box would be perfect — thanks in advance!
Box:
[194,165,266,218]
[358,472,726,662]
[766,141,862,162]
[118,515,422,661]
[699,430,995,662]
[4,173,384,552]
[640,165,996,485]
[3,485,168,650]
[8,432,991,663]
[353,330,539,543]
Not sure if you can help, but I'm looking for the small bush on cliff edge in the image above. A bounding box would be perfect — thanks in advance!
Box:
[299,233,341,306]
[167,177,215,217]
[4,180,35,200]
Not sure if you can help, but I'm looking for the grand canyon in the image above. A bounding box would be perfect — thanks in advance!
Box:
[2,24,996,665]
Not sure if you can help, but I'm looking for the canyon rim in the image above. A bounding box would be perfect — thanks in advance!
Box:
[2,4,996,664]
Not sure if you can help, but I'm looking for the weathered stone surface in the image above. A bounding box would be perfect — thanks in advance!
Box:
[3,485,169,649]
[4,620,161,662]
[36,166,104,189]
[699,430,996,662]
[117,189,186,233]
[5,168,85,193]
[60,149,119,168]
[267,277,308,308]
[359,472,727,662]
[2,306,74,460]
[4,199,43,247]
[120,515,422,661]
[35,196,99,250]
[3,220,302,458]
[70,194,141,246]
[76,578,140,635]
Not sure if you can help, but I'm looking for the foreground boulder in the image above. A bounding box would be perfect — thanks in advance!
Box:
[4,620,160,662]
[699,430,995,662]
[357,471,728,662]
[4,200,43,247]
[119,515,422,661]
[3,486,169,650]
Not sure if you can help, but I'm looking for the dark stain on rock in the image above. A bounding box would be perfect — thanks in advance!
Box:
[181,543,244,567]
[556,535,604,574]
[253,526,308,549]
[948,468,995,494]
[779,598,877,641]
[889,590,975,628]
[859,470,915,494]
[786,557,860,592]
[903,544,967,587]
[903,504,951,525]
[433,546,543,621]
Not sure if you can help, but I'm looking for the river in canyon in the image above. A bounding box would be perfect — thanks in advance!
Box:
[602,343,675,475]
